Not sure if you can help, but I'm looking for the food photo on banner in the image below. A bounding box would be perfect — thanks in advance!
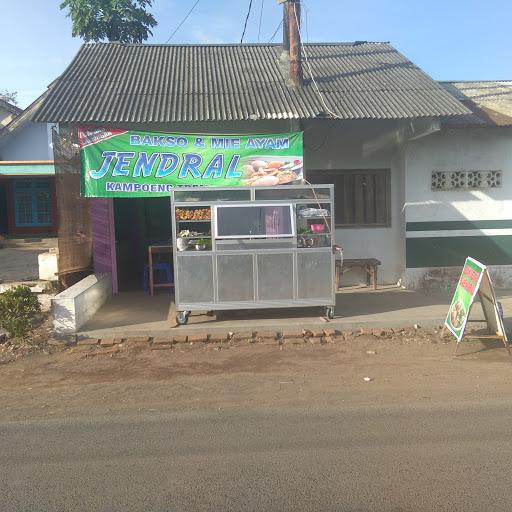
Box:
[78,126,304,197]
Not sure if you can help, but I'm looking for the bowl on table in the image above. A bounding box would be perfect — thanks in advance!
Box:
[310,223,325,233]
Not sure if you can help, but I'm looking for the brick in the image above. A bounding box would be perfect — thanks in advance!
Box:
[152,337,173,345]
[188,334,207,343]
[173,335,188,343]
[207,334,228,343]
[100,338,115,347]
[282,330,305,339]
[127,336,149,343]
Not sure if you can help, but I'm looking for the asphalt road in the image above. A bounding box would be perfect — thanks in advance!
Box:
[1,401,512,512]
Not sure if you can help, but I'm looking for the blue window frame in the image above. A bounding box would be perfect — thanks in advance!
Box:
[13,179,53,228]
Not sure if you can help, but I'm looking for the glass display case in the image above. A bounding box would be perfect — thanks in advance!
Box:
[170,185,335,325]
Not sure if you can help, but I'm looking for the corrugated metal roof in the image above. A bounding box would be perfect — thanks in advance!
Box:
[440,81,512,126]
[34,42,470,123]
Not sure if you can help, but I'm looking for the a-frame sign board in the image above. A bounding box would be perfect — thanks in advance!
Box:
[443,257,511,356]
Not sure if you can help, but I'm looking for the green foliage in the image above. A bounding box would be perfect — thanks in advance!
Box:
[0,286,41,339]
[0,89,18,105]
[60,0,157,43]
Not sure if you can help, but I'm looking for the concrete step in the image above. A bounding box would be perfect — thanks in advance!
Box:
[0,237,58,249]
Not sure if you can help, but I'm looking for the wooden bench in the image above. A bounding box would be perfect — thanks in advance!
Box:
[335,258,381,290]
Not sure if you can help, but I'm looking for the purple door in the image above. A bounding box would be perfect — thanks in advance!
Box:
[91,198,118,294]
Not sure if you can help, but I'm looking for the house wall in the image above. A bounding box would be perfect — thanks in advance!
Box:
[0,121,57,235]
[0,121,53,161]
[303,119,406,284]
[403,126,512,289]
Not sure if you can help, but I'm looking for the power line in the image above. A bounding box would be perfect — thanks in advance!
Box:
[292,2,342,119]
[257,0,265,42]
[165,0,201,43]
[240,0,253,44]
[268,19,283,43]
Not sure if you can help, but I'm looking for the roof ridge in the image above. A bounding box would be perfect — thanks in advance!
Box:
[440,80,512,84]
[81,41,390,48]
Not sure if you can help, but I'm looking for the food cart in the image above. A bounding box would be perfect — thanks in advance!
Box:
[170,185,335,325]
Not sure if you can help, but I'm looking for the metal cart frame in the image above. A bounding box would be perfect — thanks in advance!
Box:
[170,185,335,325]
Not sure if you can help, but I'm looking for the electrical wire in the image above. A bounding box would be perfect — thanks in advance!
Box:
[268,18,283,43]
[292,2,342,119]
[257,0,265,42]
[165,0,201,43]
[240,0,254,44]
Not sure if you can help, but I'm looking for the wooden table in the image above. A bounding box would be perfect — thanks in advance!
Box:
[335,258,381,290]
[148,244,173,296]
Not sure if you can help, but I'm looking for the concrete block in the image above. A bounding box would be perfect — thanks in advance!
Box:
[173,335,188,343]
[52,273,113,335]
[38,251,59,281]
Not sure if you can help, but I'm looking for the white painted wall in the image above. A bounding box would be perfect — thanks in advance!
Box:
[303,120,406,284]
[402,126,512,288]
[52,273,113,334]
[0,121,53,161]
[404,127,512,224]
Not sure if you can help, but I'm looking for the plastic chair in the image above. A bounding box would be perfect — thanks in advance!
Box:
[143,262,173,294]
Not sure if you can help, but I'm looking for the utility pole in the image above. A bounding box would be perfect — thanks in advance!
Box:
[278,0,302,86]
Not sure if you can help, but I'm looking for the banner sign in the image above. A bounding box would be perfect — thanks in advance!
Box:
[445,257,485,341]
[78,127,304,197]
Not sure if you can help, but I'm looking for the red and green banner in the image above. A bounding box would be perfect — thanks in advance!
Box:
[78,127,304,197]
[445,257,485,341]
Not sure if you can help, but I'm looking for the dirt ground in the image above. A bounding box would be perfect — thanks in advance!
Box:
[1,326,511,423]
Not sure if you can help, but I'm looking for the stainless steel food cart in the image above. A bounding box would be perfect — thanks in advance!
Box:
[170,185,335,325]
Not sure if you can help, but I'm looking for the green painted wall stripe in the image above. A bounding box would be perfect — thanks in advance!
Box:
[0,164,55,175]
[406,235,512,268]
[406,220,512,231]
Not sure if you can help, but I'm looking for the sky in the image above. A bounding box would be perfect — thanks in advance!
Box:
[2,0,511,108]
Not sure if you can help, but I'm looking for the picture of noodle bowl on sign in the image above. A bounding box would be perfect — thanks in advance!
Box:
[449,298,466,330]
[240,156,303,186]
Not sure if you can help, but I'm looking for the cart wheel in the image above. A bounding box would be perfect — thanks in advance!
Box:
[176,311,189,325]
[326,307,335,320]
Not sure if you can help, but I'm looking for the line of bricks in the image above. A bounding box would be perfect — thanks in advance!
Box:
[74,328,351,350]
